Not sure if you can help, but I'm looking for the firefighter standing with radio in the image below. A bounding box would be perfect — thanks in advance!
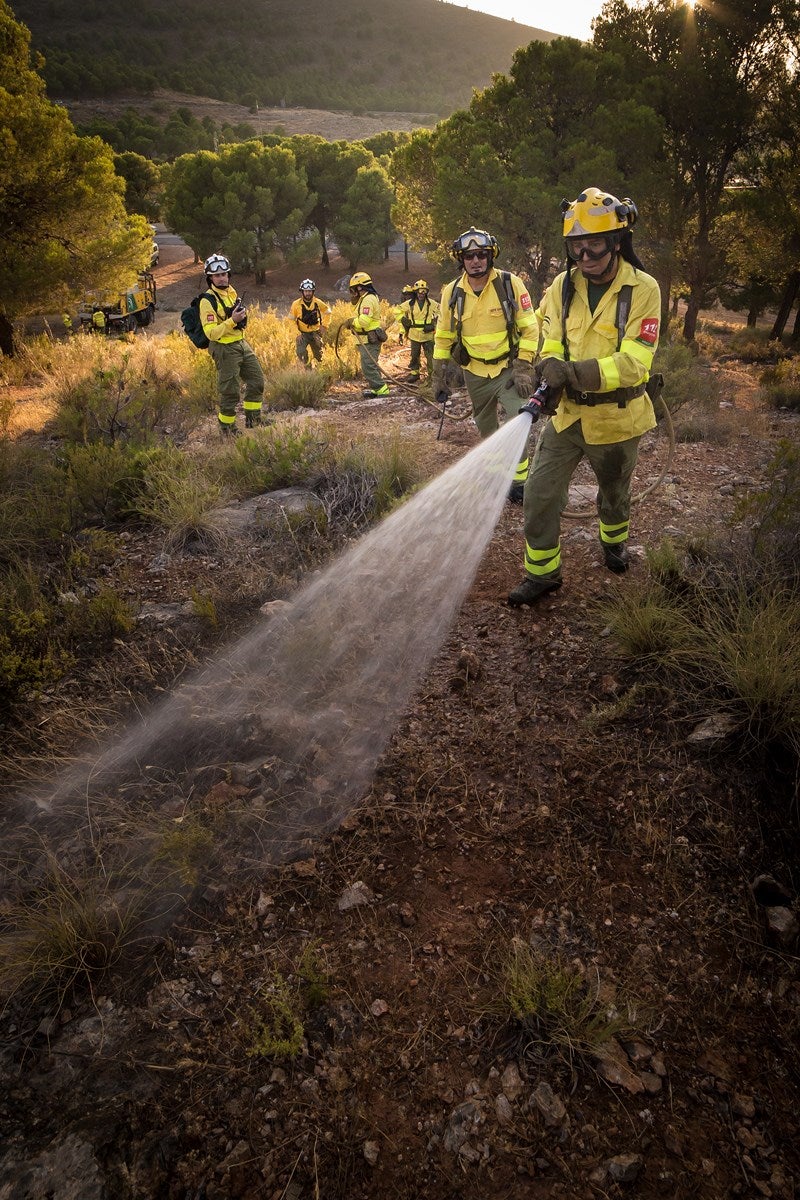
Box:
[290,279,329,368]
[200,253,264,434]
[508,188,661,607]
[398,279,439,382]
[432,228,540,502]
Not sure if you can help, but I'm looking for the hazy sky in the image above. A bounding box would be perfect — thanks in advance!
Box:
[449,0,607,41]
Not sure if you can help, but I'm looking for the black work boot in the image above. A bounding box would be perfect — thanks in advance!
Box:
[507,481,525,505]
[218,418,240,438]
[603,543,630,573]
[245,411,262,429]
[507,573,562,607]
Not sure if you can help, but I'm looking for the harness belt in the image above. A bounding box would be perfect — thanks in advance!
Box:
[566,383,646,408]
[466,351,511,367]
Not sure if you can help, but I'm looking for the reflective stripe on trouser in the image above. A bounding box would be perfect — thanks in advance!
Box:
[525,543,561,577]
[209,339,264,420]
[523,418,641,574]
[408,339,433,376]
[296,330,323,363]
[358,343,383,390]
[464,364,529,481]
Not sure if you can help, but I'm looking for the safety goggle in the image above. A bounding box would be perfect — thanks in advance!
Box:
[207,261,230,273]
[566,237,612,262]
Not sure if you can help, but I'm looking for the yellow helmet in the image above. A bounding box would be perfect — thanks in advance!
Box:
[561,188,638,238]
[349,272,373,288]
[413,279,428,291]
[450,227,499,263]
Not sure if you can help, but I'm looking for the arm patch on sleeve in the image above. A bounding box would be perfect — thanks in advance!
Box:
[520,292,532,310]
[638,317,659,344]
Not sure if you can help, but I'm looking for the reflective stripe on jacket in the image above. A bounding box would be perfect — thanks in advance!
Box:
[200,285,244,345]
[539,261,661,444]
[351,290,382,344]
[398,296,440,342]
[434,268,539,379]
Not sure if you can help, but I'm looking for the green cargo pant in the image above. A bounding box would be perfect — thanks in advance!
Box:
[208,338,265,423]
[296,330,323,364]
[408,338,434,377]
[358,342,383,390]
[464,364,529,483]
[523,417,641,576]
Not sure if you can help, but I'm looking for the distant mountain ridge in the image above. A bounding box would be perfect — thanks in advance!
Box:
[12,0,553,118]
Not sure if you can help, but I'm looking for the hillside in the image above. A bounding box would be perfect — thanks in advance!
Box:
[11,0,554,118]
[1,283,799,1196]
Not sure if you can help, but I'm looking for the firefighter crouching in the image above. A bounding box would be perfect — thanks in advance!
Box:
[200,253,265,434]
[345,272,389,398]
[508,187,661,607]
[432,228,540,503]
[398,279,440,382]
[290,278,329,368]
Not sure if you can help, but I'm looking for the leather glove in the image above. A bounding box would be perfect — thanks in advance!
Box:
[432,360,450,399]
[508,358,537,398]
[539,356,602,394]
[400,316,412,332]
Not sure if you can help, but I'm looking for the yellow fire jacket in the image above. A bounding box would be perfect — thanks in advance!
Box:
[200,285,244,345]
[351,290,383,345]
[290,296,329,334]
[539,260,661,444]
[433,267,539,379]
[397,296,441,343]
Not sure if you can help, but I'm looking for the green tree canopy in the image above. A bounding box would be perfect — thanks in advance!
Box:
[332,163,395,270]
[286,136,375,266]
[0,0,151,352]
[114,151,162,220]
[162,141,312,282]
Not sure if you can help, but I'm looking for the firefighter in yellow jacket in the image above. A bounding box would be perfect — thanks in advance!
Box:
[398,279,440,382]
[508,188,661,607]
[432,228,540,502]
[290,278,329,368]
[199,253,264,434]
[346,272,388,398]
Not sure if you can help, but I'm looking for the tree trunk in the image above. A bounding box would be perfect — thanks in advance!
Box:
[255,268,266,285]
[0,311,15,356]
[682,294,702,342]
[792,298,800,343]
[404,241,409,271]
[746,305,759,328]
[318,225,329,268]
[770,271,800,341]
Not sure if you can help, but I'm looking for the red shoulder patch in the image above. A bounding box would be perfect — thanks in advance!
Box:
[638,317,659,344]
[519,292,532,310]
[361,304,372,317]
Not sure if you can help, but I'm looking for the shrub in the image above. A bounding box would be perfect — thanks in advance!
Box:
[135,447,225,551]
[497,938,635,1067]
[63,586,135,645]
[210,422,330,499]
[0,864,143,1004]
[652,339,720,419]
[320,426,423,528]
[61,441,149,527]
[248,971,305,1060]
[0,569,69,710]
[263,366,333,412]
[760,357,800,412]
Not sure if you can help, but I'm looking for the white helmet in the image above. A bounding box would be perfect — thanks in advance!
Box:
[204,253,231,275]
[300,278,315,292]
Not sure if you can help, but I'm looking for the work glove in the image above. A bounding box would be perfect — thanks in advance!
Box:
[432,360,450,399]
[400,316,412,332]
[507,358,537,399]
[538,356,602,394]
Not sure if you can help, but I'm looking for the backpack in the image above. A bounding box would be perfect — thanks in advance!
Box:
[447,270,518,366]
[180,291,222,349]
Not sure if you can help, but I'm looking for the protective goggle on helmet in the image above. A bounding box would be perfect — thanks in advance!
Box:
[300,279,315,292]
[204,254,231,275]
[413,279,429,290]
[451,227,499,263]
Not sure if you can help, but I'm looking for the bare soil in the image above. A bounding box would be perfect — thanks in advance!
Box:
[1,259,799,1200]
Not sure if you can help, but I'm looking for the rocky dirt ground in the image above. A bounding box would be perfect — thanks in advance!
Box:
[1,242,799,1199]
